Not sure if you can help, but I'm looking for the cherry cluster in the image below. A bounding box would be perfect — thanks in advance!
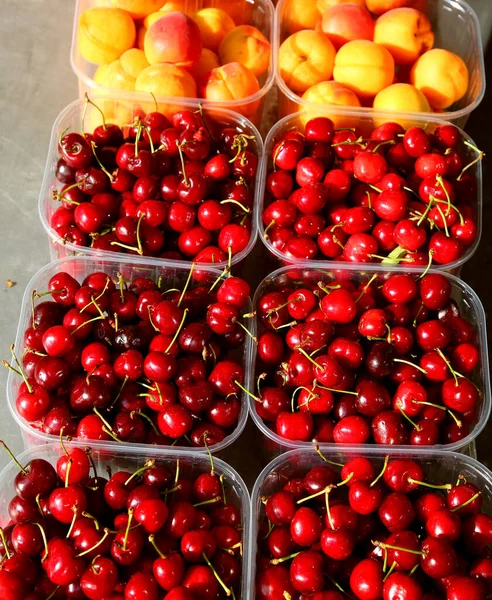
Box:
[0,443,243,599]
[51,104,258,263]
[8,267,252,447]
[253,269,481,446]
[263,117,480,266]
[256,454,491,600]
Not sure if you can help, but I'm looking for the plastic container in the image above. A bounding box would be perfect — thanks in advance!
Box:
[39,97,263,271]
[6,255,254,454]
[0,441,251,598]
[71,0,275,126]
[258,110,482,274]
[247,263,491,453]
[274,0,485,128]
[248,447,492,596]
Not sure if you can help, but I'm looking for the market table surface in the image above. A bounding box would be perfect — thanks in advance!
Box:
[0,0,490,485]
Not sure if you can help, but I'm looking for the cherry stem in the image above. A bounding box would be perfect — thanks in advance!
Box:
[80,279,110,314]
[202,551,232,596]
[148,306,159,332]
[9,344,33,393]
[35,522,49,560]
[93,407,123,443]
[271,319,297,331]
[398,405,421,431]
[132,411,161,436]
[125,460,155,487]
[325,487,334,530]
[263,520,274,540]
[72,314,106,335]
[367,183,382,193]
[65,458,73,487]
[31,290,37,330]
[457,141,484,181]
[193,496,222,507]
[84,93,106,130]
[447,409,463,428]
[393,358,427,375]
[81,512,100,531]
[434,348,462,386]
[373,139,394,153]
[417,199,434,227]
[417,250,435,280]
[0,529,11,559]
[256,373,266,398]
[148,534,167,559]
[355,274,378,303]
[66,506,79,538]
[77,528,110,557]
[313,382,357,396]
[234,379,259,402]
[220,473,227,504]
[434,201,450,237]
[263,219,276,239]
[451,490,481,512]
[107,375,129,412]
[177,264,195,307]
[295,346,324,371]
[297,484,334,504]
[317,282,341,295]
[176,141,189,187]
[383,561,397,582]
[313,443,344,467]
[0,440,26,474]
[375,540,423,556]
[122,509,134,552]
[165,308,189,354]
[293,385,315,412]
[371,455,389,488]
[229,133,255,164]
[272,141,285,171]
[221,198,251,213]
[271,551,302,565]
[91,141,114,182]
[236,320,258,343]
[407,477,452,491]
[196,103,215,142]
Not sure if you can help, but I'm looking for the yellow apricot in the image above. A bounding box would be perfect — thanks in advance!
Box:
[187,48,221,86]
[111,0,163,19]
[218,25,270,78]
[373,82,430,112]
[193,8,236,53]
[282,0,321,35]
[300,80,362,127]
[135,63,198,98]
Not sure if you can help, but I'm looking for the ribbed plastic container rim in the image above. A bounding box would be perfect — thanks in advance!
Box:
[70,0,276,114]
[256,109,483,273]
[38,98,264,270]
[247,262,491,453]
[6,255,253,454]
[273,0,486,124]
[247,446,492,598]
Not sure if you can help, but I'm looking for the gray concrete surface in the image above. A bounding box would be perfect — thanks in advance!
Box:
[0,0,489,475]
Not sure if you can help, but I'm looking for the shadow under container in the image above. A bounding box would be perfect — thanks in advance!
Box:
[71,0,275,126]
[248,447,492,598]
[0,441,251,598]
[247,264,491,455]
[39,97,264,272]
[258,110,482,275]
[6,256,254,455]
[274,0,485,128]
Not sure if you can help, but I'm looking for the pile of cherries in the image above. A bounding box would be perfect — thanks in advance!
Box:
[7,266,252,447]
[0,442,243,599]
[253,269,481,445]
[51,103,258,263]
[262,116,480,266]
[256,454,492,600]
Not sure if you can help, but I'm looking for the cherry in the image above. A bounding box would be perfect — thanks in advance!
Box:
[350,558,383,600]
[290,550,324,594]
[383,573,422,600]
[420,537,458,579]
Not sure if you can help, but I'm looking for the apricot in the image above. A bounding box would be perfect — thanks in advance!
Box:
[135,63,198,98]
[218,25,270,79]
[300,81,362,127]
[111,0,163,19]
[187,48,221,86]
[160,0,194,15]
[94,64,111,86]
[78,8,136,65]
[144,11,202,67]
[202,62,260,117]
[317,0,366,12]
[282,0,321,35]
[410,48,469,110]
[102,49,150,90]
[193,8,236,53]
[203,0,253,26]
[366,0,427,15]
[317,3,374,49]
[373,82,430,113]
[374,8,433,66]
[333,40,394,99]
[279,31,336,94]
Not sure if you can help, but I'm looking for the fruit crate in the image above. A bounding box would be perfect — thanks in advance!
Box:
[273,0,485,128]
[0,441,251,598]
[248,446,492,598]
[257,110,482,274]
[247,263,491,453]
[71,0,275,126]
[6,256,254,454]
[39,97,264,270]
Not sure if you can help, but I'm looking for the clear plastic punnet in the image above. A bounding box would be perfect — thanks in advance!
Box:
[274,0,485,128]
[257,110,482,274]
[0,441,251,597]
[249,447,492,597]
[247,264,491,453]
[71,0,275,126]
[6,256,254,454]
[39,97,264,270]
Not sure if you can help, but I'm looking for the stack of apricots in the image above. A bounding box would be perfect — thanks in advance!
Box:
[77,0,270,118]
[279,0,469,115]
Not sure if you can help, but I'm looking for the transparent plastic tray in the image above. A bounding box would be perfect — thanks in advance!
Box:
[248,447,492,597]
[247,263,491,453]
[39,97,263,270]
[0,441,251,598]
[6,256,254,454]
[71,0,275,126]
[274,0,486,128]
[257,110,482,274]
